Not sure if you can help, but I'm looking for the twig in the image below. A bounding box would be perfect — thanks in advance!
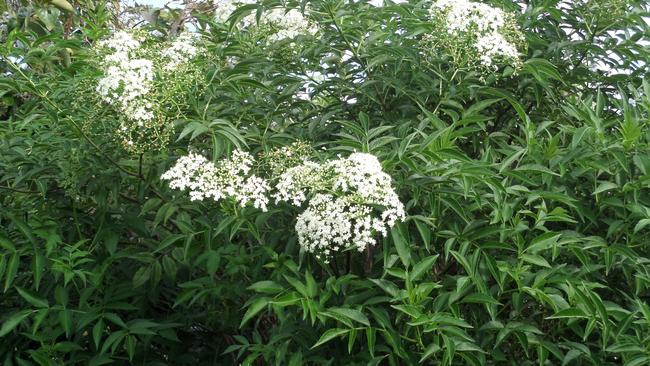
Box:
[8,61,140,178]
[326,6,390,111]
[0,185,41,194]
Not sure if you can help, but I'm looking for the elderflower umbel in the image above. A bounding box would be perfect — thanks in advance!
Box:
[296,194,387,262]
[95,31,158,151]
[213,0,316,42]
[330,152,405,226]
[262,141,314,176]
[161,151,270,211]
[214,0,257,24]
[274,161,325,206]
[427,0,525,72]
[93,31,205,153]
[160,32,203,71]
[275,152,405,260]
[264,8,316,42]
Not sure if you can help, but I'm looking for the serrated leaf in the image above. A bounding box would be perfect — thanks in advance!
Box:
[4,252,19,292]
[328,307,370,326]
[546,308,588,319]
[247,281,284,294]
[520,254,551,268]
[50,0,75,12]
[391,225,411,268]
[634,219,650,233]
[593,182,618,195]
[132,266,151,288]
[239,297,269,328]
[311,328,349,349]
[16,286,48,308]
[0,310,32,337]
[461,293,501,305]
[59,309,72,338]
[410,255,439,282]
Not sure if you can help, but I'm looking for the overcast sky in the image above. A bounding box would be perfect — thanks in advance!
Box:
[124,0,184,8]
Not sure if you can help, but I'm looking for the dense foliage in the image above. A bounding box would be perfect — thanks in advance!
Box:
[1,0,650,365]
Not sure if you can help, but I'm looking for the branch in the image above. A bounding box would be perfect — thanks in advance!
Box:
[0,185,41,194]
[8,61,140,178]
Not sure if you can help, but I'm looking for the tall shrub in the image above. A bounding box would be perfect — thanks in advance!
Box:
[1,0,649,365]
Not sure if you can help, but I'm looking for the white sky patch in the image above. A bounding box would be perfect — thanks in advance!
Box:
[122,0,184,8]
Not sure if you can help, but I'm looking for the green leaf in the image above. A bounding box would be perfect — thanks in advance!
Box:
[0,234,15,251]
[391,224,411,268]
[311,328,350,349]
[305,271,318,298]
[16,286,48,308]
[526,232,561,253]
[32,251,45,291]
[154,234,185,253]
[125,335,136,361]
[0,310,32,337]
[634,219,650,233]
[593,182,618,195]
[420,342,441,363]
[247,281,284,294]
[461,293,501,305]
[132,266,152,288]
[366,327,376,357]
[520,254,551,268]
[5,213,37,246]
[100,330,126,354]
[327,307,370,326]
[50,0,75,12]
[59,309,72,338]
[409,255,439,282]
[284,275,308,298]
[347,327,357,354]
[240,297,270,328]
[30,308,49,335]
[93,319,104,349]
[546,308,588,319]
[572,126,592,149]
[3,252,19,292]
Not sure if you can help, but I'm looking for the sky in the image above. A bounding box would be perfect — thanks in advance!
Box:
[123,0,184,8]
[124,0,391,8]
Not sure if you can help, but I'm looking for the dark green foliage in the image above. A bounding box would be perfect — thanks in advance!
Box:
[1,0,650,365]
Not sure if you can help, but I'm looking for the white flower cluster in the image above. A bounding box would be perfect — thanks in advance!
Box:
[264,9,316,42]
[213,0,315,42]
[214,0,256,24]
[161,149,403,261]
[96,31,155,127]
[275,153,405,261]
[94,31,204,152]
[331,153,405,227]
[296,194,387,257]
[160,32,203,71]
[161,151,270,211]
[428,0,523,70]
[274,161,324,206]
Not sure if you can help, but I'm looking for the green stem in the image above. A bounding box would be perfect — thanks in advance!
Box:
[7,61,170,203]
[7,61,139,178]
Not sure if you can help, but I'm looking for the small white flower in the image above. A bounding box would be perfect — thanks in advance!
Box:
[94,31,205,151]
[162,151,270,211]
[264,8,316,42]
[95,32,155,133]
[275,152,405,258]
[428,0,523,70]
[160,32,203,70]
[213,1,316,41]
[213,0,257,24]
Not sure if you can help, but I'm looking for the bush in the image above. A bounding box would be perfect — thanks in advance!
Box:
[1,0,649,365]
